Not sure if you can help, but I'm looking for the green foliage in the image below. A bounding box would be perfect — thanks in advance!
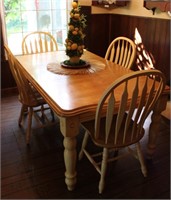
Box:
[65,3,87,58]
[4,0,25,33]
[4,0,20,11]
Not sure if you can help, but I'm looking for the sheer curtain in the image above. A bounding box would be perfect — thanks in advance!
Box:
[1,0,72,55]
[0,0,7,61]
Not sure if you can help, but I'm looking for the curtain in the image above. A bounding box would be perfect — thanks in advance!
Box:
[0,0,7,61]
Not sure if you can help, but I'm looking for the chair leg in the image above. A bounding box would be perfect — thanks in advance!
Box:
[40,105,46,123]
[99,148,108,194]
[40,106,55,123]
[18,104,27,126]
[136,142,147,177]
[79,131,89,160]
[50,109,55,122]
[26,107,33,145]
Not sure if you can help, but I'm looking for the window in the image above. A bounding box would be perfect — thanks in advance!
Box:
[1,0,72,55]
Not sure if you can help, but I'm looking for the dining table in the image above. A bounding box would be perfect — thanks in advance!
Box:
[16,50,170,191]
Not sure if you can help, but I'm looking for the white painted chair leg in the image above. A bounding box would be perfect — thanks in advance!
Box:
[18,104,25,126]
[26,107,33,145]
[99,148,108,194]
[79,131,89,160]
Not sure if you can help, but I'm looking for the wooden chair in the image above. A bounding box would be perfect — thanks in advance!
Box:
[4,45,55,144]
[79,70,166,194]
[21,31,58,128]
[105,36,136,69]
[22,31,58,54]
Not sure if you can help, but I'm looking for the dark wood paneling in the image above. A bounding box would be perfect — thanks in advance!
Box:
[88,14,170,85]
[89,14,110,57]
[109,15,170,85]
[79,6,92,52]
[1,61,17,89]
[1,16,5,62]
[1,17,17,91]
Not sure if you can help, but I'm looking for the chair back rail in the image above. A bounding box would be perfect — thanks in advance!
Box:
[4,45,42,106]
[4,44,55,144]
[94,70,166,147]
[105,36,136,69]
[79,66,166,194]
[22,31,58,54]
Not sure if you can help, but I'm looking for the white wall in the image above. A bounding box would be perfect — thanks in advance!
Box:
[78,0,170,19]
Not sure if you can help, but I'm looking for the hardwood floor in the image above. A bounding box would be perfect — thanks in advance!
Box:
[1,94,170,199]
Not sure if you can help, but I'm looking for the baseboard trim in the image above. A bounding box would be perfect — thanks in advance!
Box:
[1,87,18,97]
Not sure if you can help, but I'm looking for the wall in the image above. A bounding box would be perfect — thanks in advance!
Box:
[79,0,170,19]
[78,2,170,85]
[88,14,170,83]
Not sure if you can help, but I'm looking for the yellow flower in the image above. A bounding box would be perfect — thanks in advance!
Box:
[74,13,80,19]
[69,25,74,31]
[72,2,78,9]
[72,30,78,35]
[71,43,78,50]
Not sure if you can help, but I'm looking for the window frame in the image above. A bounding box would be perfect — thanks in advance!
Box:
[1,0,72,55]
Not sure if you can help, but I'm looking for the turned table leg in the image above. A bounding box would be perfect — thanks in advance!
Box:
[63,137,77,191]
[59,116,79,191]
[147,95,168,158]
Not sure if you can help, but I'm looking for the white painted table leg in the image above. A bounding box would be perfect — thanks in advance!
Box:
[63,137,77,191]
[59,116,79,191]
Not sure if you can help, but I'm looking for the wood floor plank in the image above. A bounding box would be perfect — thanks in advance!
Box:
[1,94,170,199]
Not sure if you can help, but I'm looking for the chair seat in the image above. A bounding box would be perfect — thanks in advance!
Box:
[22,31,58,54]
[79,70,166,193]
[82,113,145,149]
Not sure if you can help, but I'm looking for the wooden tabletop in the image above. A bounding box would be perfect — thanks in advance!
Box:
[16,50,133,117]
[16,50,170,192]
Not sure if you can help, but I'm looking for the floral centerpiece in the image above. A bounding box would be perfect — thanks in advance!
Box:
[64,1,87,66]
